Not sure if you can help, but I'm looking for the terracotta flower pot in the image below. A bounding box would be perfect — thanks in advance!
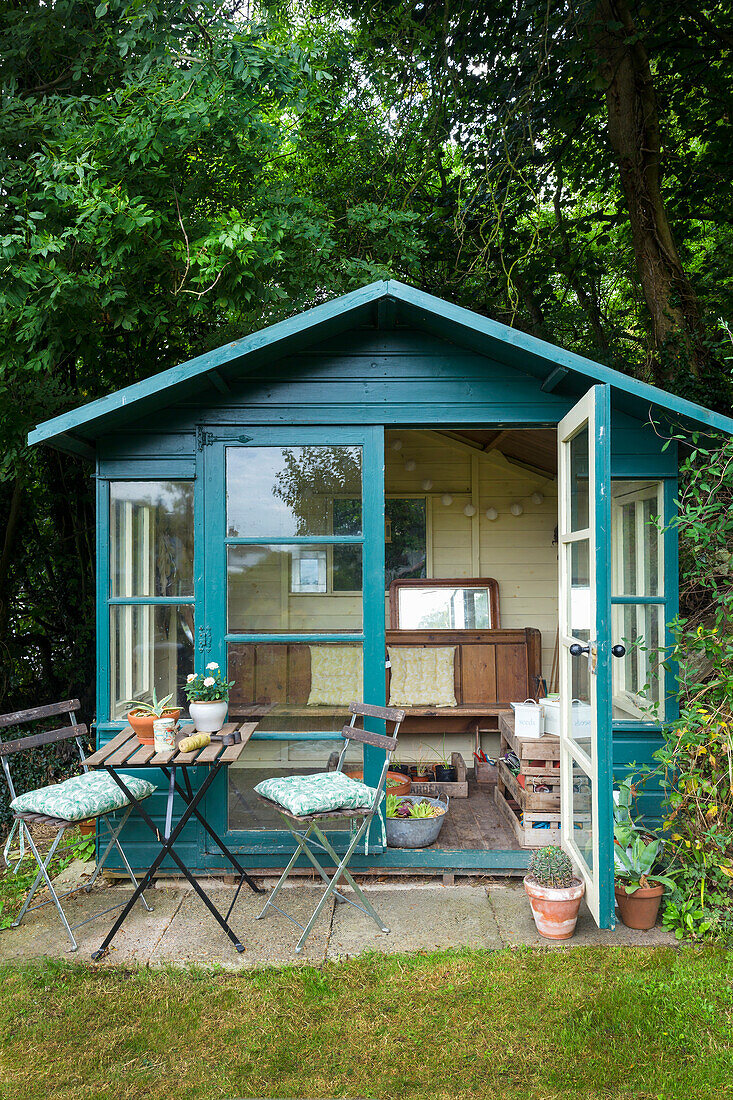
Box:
[128,708,181,745]
[615,881,665,930]
[523,875,585,939]
[78,819,96,837]
[347,769,411,797]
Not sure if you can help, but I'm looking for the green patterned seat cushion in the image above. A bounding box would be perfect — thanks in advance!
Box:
[11,771,156,822]
[255,772,378,817]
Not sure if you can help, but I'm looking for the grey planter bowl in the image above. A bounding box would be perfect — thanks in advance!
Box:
[385,793,449,848]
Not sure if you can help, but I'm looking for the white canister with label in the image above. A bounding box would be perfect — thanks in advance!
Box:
[153,717,177,753]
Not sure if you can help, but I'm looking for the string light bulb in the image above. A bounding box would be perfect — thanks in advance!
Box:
[441,494,453,507]
[485,507,498,521]
[463,504,477,517]
[404,459,416,472]
[421,478,433,491]
[390,438,403,451]
[510,502,524,516]
[531,491,545,505]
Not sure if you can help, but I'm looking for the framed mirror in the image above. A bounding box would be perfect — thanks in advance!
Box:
[389,578,500,630]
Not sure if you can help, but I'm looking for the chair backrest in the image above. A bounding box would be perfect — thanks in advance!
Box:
[0,700,88,800]
[335,701,405,794]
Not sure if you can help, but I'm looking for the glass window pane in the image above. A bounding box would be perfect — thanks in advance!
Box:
[227,545,362,633]
[572,761,593,871]
[567,539,591,639]
[385,498,427,586]
[227,446,362,538]
[612,603,664,721]
[612,481,661,597]
[110,482,193,597]
[569,427,589,532]
[110,604,194,720]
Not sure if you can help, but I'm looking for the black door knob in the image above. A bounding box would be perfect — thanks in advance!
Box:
[612,644,626,658]
[569,642,590,657]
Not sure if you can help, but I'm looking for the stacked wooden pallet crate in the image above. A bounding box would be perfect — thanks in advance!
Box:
[494,710,562,848]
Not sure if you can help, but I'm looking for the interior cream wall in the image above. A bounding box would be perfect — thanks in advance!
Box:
[385,430,559,680]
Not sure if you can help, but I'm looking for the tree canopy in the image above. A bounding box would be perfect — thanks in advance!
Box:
[1,0,732,712]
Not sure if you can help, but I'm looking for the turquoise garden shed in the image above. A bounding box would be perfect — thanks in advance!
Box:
[28,280,733,929]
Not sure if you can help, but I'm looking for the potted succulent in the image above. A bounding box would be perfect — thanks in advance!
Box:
[523,846,585,939]
[614,834,676,930]
[124,689,181,745]
[184,662,234,733]
[385,793,449,848]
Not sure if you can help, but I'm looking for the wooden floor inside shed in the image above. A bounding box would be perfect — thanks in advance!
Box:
[229,771,519,852]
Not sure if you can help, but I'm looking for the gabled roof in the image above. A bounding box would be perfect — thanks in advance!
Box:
[28,279,733,457]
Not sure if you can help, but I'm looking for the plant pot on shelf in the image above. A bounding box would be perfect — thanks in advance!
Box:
[189,699,228,734]
[433,763,458,783]
[129,708,181,745]
[523,875,585,939]
[615,881,665,930]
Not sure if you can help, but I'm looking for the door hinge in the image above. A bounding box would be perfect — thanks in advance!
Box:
[198,625,212,652]
[196,426,214,451]
[197,427,252,449]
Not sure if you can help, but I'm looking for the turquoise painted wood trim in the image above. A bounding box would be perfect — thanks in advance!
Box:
[362,426,387,848]
[98,460,196,479]
[594,384,616,929]
[29,280,733,453]
[96,477,109,735]
[108,596,196,606]
[610,596,666,605]
[224,535,364,546]
[249,732,345,741]
[663,477,681,724]
[224,633,365,644]
[197,846,531,872]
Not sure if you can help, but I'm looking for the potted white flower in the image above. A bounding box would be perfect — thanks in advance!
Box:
[184,663,234,733]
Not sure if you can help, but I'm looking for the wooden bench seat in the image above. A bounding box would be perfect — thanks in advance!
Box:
[229,627,542,735]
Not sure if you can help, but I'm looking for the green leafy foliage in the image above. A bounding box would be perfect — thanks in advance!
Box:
[633,424,733,941]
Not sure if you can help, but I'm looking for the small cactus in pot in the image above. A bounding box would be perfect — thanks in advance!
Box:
[523,845,584,940]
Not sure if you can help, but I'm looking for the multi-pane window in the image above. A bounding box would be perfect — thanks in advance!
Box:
[109,482,194,720]
[611,481,665,722]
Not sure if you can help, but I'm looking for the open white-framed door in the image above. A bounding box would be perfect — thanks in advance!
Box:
[557,384,615,928]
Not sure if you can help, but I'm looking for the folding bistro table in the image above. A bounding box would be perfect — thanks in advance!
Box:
[84,722,264,960]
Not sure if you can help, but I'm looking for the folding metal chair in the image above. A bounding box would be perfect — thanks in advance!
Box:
[255,701,404,953]
[1,699,153,951]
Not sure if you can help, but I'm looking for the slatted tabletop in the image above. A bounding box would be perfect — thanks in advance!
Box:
[85,722,258,769]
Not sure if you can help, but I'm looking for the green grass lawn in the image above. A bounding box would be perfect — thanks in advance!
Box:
[0,946,731,1100]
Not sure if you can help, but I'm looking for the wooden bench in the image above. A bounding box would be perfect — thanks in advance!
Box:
[229,627,542,736]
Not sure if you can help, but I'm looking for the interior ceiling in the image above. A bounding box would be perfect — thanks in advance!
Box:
[443,429,558,476]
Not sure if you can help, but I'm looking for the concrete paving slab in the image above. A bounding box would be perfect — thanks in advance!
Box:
[147,883,334,969]
[485,882,676,947]
[0,882,170,963]
[328,884,503,959]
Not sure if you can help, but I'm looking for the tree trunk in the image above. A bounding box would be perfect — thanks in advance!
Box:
[592,0,703,379]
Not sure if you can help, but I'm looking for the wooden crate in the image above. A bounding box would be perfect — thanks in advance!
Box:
[494,783,561,848]
[411,752,468,798]
[497,759,560,812]
[499,711,560,777]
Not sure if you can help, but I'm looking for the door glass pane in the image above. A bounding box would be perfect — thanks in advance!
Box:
[572,760,593,871]
[567,539,591,639]
[110,481,193,597]
[227,446,362,537]
[110,604,194,720]
[227,545,362,633]
[228,641,363,719]
[612,603,664,721]
[569,427,590,531]
[612,482,661,596]
[227,640,363,831]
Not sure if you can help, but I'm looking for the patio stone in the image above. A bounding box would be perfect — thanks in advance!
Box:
[485,881,676,947]
[147,883,334,969]
[327,883,504,959]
